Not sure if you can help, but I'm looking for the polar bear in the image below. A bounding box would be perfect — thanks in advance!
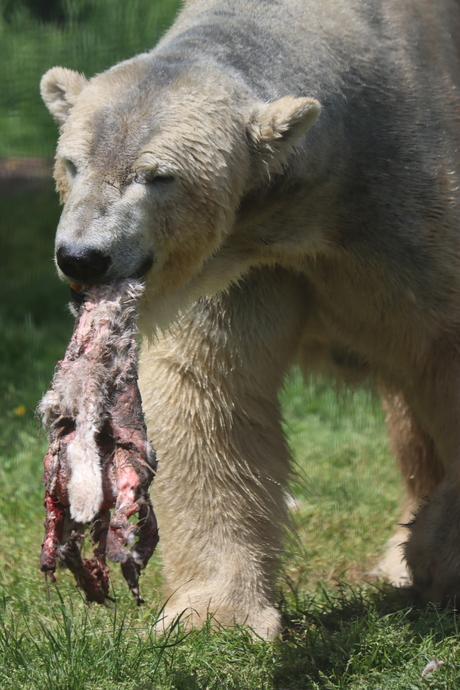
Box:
[40,0,460,639]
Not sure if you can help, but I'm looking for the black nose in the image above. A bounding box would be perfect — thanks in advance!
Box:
[56,244,111,283]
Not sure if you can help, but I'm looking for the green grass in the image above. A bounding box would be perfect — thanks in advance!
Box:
[280,376,401,588]
[2,185,460,688]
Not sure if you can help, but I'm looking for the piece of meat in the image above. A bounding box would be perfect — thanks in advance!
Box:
[38,280,159,605]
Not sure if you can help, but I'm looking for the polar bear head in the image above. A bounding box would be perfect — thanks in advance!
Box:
[41,57,320,327]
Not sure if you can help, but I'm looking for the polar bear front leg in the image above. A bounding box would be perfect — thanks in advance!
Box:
[140,267,307,640]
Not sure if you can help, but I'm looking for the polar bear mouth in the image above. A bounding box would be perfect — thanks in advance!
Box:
[69,254,154,304]
[70,284,91,304]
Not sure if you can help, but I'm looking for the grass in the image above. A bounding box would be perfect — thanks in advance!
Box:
[280,376,401,588]
[2,187,460,687]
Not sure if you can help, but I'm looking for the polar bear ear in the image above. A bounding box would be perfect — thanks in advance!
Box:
[248,95,321,170]
[40,67,88,126]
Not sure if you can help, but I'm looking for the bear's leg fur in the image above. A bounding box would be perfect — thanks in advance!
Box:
[397,339,460,603]
[372,392,444,586]
[139,268,307,639]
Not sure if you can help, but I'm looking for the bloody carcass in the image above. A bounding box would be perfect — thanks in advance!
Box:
[39,280,158,605]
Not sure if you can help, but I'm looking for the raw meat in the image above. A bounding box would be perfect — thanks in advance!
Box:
[39,280,158,605]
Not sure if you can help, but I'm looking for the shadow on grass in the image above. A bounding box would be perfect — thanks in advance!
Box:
[275,582,459,689]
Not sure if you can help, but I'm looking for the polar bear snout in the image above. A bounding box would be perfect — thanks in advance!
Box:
[56,243,111,284]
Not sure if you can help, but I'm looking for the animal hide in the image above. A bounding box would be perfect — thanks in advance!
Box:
[39,280,158,605]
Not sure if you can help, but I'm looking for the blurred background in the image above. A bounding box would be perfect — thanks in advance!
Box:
[1,0,181,156]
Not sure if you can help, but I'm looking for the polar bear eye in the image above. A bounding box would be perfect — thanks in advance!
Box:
[145,173,175,185]
[135,167,175,186]
[63,159,78,177]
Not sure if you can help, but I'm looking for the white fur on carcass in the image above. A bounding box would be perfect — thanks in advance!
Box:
[39,280,144,523]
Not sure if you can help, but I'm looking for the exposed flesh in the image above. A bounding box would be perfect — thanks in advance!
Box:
[39,280,158,605]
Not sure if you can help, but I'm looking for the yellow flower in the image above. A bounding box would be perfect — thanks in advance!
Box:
[13,404,26,417]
